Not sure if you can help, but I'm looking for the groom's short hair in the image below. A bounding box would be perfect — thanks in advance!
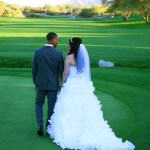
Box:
[46,32,57,41]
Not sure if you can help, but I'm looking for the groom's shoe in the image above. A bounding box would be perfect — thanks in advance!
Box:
[37,129,44,136]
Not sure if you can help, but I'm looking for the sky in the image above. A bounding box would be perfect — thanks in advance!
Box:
[1,0,100,6]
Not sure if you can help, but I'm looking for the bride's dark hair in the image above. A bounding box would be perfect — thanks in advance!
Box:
[68,37,82,60]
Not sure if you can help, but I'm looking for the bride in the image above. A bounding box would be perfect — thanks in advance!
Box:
[47,37,135,150]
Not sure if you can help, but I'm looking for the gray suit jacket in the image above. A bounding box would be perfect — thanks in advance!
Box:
[32,46,64,90]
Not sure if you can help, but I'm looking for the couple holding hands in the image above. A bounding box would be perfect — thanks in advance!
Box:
[32,32,135,150]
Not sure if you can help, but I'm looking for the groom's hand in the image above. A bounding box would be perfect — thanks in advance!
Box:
[58,85,62,91]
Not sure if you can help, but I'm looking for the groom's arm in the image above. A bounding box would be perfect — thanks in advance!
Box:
[32,53,38,84]
[59,52,64,82]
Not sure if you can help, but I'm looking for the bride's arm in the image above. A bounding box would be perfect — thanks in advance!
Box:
[61,56,70,85]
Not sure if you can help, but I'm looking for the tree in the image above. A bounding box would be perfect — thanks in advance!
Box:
[65,4,77,14]
[46,5,59,15]
[33,6,44,13]
[57,4,67,14]
[138,0,150,24]
[105,0,150,23]
[91,4,108,16]
[23,6,34,13]
[0,1,6,16]
[72,7,81,16]
[79,8,95,18]
[0,2,23,17]
[108,0,134,21]
[101,0,111,5]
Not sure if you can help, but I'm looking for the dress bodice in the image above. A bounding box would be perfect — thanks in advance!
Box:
[68,66,78,78]
[68,65,87,80]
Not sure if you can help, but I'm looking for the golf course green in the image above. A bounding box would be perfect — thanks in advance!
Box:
[0,16,150,150]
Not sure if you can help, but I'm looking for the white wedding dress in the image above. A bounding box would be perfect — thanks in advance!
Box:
[47,66,135,150]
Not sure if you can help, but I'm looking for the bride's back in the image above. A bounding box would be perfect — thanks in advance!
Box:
[67,54,76,66]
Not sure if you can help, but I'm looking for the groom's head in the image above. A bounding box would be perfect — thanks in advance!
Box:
[46,32,58,48]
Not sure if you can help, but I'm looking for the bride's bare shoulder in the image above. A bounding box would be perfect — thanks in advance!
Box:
[65,54,76,65]
[66,54,74,60]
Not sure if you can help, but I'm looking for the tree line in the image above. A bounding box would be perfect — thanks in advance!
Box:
[0,0,150,24]
[102,0,150,24]
[0,1,107,18]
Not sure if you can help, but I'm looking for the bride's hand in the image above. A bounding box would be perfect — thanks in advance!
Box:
[58,84,64,91]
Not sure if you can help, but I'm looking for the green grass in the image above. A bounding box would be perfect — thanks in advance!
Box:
[0,75,61,150]
[93,67,150,149]
[0,16,150,67]
[0,16,150,150]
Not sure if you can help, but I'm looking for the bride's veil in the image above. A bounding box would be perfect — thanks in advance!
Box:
[77,44,91,81]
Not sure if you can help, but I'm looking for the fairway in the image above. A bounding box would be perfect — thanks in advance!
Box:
[0,69,137,150]
[0,16,150,150]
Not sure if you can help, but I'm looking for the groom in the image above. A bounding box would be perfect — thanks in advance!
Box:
[32,32,64,136]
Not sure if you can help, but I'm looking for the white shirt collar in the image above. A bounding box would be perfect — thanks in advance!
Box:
[45,44,53,47]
